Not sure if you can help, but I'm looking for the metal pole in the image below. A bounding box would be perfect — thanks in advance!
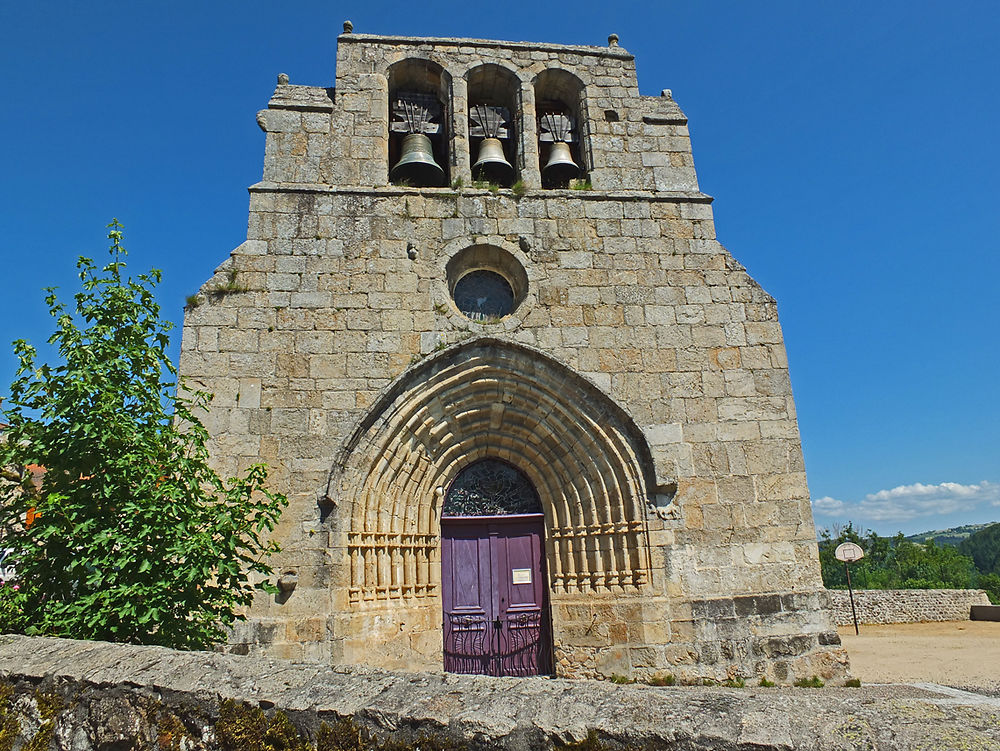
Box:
[845,561,859,635]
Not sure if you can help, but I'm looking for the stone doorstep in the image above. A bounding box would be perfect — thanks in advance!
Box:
[0,636,997,750]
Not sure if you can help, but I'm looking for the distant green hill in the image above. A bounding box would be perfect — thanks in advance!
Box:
[905,522,996,547]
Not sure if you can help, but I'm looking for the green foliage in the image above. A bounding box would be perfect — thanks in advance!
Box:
[470,179,502,193]
[721,677,745,688]
[511,180,526,197]
[758,677,776,687]
[844,678,862,687]
[959,523,1000,575]
[0,221,286,649]
[793,676,825,688]
[210,269,249,297]
[818,523,977,590]
[978,572,1000,605]
[0,582,28,634]
[609,673,633,684]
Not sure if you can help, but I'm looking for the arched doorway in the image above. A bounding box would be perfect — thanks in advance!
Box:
[440,459,552,676]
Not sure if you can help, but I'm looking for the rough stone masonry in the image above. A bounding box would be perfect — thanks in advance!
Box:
[179,28,849,683]
[1,636,998,750]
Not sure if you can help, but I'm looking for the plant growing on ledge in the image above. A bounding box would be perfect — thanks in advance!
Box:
[209,269,249,297]
[0,221,287,650]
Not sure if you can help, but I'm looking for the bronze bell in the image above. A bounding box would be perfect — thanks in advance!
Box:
[472,137,515,187]
[390,133,445,187]
[541,141,580,186]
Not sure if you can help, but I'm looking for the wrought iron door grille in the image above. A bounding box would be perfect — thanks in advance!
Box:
[444,610,548,677]
[443,614,490,675]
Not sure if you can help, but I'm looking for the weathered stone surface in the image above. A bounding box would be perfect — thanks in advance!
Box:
[0,636,997,750]
[178,31,846,682]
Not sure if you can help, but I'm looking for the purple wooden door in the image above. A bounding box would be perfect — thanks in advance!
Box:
[441,514,550,676]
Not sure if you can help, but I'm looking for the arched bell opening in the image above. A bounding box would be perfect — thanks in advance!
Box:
[533,68,588,189]
[387,58,452,187]
[440,458,552,676]
[466,64,521,188]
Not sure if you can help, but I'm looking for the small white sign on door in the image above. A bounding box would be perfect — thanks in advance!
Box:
[511,568,532,585]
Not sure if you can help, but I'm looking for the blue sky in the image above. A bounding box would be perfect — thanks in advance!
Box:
[1,1,997,536]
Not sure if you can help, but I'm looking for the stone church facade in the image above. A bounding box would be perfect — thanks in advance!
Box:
[179,28,849,683]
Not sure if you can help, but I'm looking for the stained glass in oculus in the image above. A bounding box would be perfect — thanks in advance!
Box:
[442,460,541,517]
[453,270,515,320]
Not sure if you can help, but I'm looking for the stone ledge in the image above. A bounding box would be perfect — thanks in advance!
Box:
[268,84,336,112]
[246,181,715,203]
[338,32,635,61]
[0,635,997,749]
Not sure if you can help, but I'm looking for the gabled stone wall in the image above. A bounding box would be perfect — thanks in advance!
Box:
[179,31,848,683]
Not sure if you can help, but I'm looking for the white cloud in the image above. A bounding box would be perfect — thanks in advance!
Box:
[811,481,1000,524]
[812,496,844,514]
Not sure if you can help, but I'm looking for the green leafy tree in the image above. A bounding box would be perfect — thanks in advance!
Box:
[977,573,1000,605]
[0,221,286,649]
[959,523,1000,575]
[818,523,976,591]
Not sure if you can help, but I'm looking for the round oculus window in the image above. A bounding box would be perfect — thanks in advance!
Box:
[452,270,515,320]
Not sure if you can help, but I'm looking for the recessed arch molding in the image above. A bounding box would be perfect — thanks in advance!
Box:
[329,338,657,605]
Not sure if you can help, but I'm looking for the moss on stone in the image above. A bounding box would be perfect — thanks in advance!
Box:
[316,718,366,751]
[217,699,309,751]
[156,708,191,750]
[0,683,20,751]
[316,716,467,751]
[21,720,53,751]
[555,730,610,750]
[34,690,63,722]
[215,707,467,751]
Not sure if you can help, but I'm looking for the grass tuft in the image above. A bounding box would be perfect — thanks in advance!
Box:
[793,675,825,688]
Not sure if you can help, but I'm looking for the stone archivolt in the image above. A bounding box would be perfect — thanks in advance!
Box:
[336,339,654,605]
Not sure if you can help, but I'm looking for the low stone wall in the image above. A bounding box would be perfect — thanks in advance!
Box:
[0,635,998,750]
[828,588,990,625]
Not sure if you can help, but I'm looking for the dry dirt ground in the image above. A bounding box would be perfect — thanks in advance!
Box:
[838,620,1000,694]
